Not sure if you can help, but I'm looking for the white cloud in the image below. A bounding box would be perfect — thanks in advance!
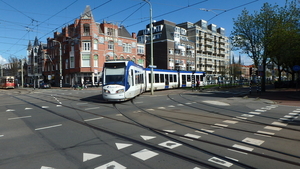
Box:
[0,55,8,64]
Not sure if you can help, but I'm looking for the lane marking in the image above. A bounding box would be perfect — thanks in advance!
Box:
[115,143,132,150]
[200,129,214,133]
[203,100,230,106]
[289,113,298,116]
[83,153,102,162]
[6,109,15,112]
[185,133,201,139]
[84,107,100,110]
[0,135,3,137]
[116,114,123,116]
[42,106,49,109]
[256,131,275,135]
[241,114,254,117]
[254,133,272,138]
[255,109,266,112]
[213,123,228,127]
[225,156,239,161]
[248,111,261,115]
[264,126,282,131]
[25,108,33,110]
[232,144,254,151]
[35,124,62,131]
[146,109,155,111]
[94,161,126,169]
[157,107,165,109]
[272,121,287,126]
[56,105,62,107]
[140,135,156,141]
[84,117,104,122]
[223,120,238,124]
[208,157,233,167]
[242,137,264,146]
[168,105,175,107]
[159,141,182,149]
[8,116,32,120]
[41,166,56,169]
[131,149,159,161]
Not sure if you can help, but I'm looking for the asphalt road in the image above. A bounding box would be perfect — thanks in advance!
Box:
[0,88,299,169]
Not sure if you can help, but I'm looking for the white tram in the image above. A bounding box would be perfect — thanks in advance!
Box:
[102,61,206,101]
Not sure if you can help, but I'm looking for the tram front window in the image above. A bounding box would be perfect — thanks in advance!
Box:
[103,66,125,85]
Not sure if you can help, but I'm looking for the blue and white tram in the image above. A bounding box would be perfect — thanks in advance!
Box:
[102,61,206,101]
[102,61,145,101]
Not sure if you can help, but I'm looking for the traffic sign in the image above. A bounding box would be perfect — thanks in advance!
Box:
[293,65,300,72]
[148,65,157,68]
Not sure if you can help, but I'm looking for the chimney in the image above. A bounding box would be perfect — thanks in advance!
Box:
[132,32,136,39]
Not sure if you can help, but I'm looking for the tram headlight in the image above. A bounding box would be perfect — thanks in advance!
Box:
[116,89,124,93]
[103,89,110,93]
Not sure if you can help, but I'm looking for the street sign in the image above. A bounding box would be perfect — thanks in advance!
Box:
[293,65,300,72]
[148,65,157,68]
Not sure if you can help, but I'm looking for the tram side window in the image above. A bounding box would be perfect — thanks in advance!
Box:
[154,74,159,83]
[148,73,151,83]
[165,74,169,84]
[170,74,174,82]
[182,75,186,84]
[196,75,200,81]
[160,74,164,83]
[187,75,191,82]
[200,75,204,81]
[174,74,177,82]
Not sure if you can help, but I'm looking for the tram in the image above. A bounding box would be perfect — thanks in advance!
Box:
[102,61,206,101]
[0,76,15,89]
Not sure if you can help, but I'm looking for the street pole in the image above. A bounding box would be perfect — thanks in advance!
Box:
[53,40,62,89]
[143,0,154,95]
[21,59,24,88]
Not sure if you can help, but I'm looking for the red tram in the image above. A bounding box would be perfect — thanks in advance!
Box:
[0,76,15,89]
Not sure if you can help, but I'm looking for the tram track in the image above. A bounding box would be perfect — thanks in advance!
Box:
[7,91,300,168]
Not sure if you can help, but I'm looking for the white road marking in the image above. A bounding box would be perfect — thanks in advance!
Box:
[232,144,254,151]
[56,105,62,107]
[264,126,282,131]
[185,133,201,139]
[225,156,239,161]
[223,120,238,124]
[256,130,275,135]
[94,161,126,169]
[235,116,247,120]
[203,100,230,106]
[157,107,165,109]
[168,105,175,107]
[289,113,298,116]
[6,109,15,112]
[42,106,49,109]
[163,130,176,133]
[177,104,184,106]
[25,107,33,110]
[241,114,254,117]
[213,123,228,127]
[83,153,101,162]
[41,166,56,169]
[146,109,155,111]
[84,117,104,122]
[159,141,182,149]
[208,157,233,167]
[131,149,158,161]
[272,121,287,126]
[140,135,156,141]
[35,124,62,131]
[249,111,261,115]
[76,102,88,105]
[200,129,214,133]
[0,135,3,137]
[293,110,300,113]
[255,109,266,112]
[8,116,31,120]
[116,114,123,116]
[84,107,99,110]
[115,143,132,150]
[242,137,264,146]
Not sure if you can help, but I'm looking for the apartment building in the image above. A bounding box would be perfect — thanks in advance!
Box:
[44,5,145,87]
[137,19,230,81]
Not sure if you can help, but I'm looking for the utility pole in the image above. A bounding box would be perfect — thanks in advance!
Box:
[143,0,154,95]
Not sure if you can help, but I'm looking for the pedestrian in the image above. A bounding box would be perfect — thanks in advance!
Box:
[196,79,200,91]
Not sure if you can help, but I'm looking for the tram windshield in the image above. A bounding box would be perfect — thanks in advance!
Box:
[103,63,126,85]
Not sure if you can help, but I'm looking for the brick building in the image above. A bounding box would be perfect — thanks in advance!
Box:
[44,5,145,87]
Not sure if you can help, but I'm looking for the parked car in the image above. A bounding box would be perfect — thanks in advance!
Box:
[39,83,51,89]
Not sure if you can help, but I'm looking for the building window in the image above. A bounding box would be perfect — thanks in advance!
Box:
[137,46,144,54]
[108,41,114,50]
[106,55,110,61]
[94,55,98,67]
[65,59,69,69]
[82,54,90,67]
[123,43,131,53]
[83,24,90,36]
[169,49,173,55]
[70,56,75,68]
[82,42,91,51]
[93,39,98,50]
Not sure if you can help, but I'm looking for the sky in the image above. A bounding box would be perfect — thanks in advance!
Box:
[0,0,292,65]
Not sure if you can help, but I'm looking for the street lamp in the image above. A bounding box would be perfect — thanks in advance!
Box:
[143,0,154,95]
[53,40,62,89]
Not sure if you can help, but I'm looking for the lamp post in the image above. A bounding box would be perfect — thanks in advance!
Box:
[53,40,62,89]
[143,0,154,95]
